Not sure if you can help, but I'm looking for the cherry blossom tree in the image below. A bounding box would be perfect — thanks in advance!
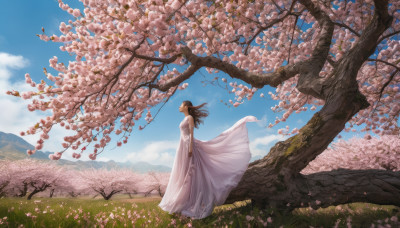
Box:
[78,168,139,200]
[5,159,45,198]
[119,172,142,198]
[0,160,11,198]
[64,170,90,198]
[1,159,65,200]
[7,0,400,211]
[301,135,400,175]
[47,169,82,198]
[139,171,170,197]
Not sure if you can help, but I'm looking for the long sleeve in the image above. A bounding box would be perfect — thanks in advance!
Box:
[188,116,195,153]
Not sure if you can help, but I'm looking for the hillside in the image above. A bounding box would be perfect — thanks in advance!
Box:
[0,131,171,173]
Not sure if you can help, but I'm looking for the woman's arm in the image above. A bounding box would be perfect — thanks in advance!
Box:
[188,116,194,157]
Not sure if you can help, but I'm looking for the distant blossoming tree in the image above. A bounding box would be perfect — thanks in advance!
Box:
[49,169,84,198]
[79,168,140,200]
[0,160,11,198]
[1,159,65,200]
[7,0,400,211]
[301,135,400,174]
[139,171,170,197]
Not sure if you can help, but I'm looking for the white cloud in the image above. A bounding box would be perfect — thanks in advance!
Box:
[249,134,286,157]
[0,52,29,80]
[0,52,72,155]
[125,140,178,167]
[0,52,39,143]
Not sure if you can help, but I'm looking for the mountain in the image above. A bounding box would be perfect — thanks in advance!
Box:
[250,155,262,163]
[0,131,33,153]
[0,131,51,160]
[0,131,171,173]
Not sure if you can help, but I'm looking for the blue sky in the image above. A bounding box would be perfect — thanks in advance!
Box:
[0,0,365,167]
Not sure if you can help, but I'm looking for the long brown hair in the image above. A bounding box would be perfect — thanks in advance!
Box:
[183,100,209,129]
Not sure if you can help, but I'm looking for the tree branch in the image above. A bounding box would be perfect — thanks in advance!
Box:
[243,1,303,55]
[333,22,361,37]
[378,30,400,43]
[153,63,201,92]
[368,58,400,71]
[227,167,400,211]
[313,0,393,100]
[298,0,334,67]
[271,0,284,13]
[326,55,338,68]
[177,46,305,89]
[340,0,393,71]
[293,169,400,210]
[125,48,181,64]
[295,0,334,99]
[370,69,399,116]
[287,14,300,64]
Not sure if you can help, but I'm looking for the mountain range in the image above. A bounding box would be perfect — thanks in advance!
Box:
[0,131,171,173]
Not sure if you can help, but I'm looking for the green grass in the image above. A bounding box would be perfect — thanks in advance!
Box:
[0,195,399,227]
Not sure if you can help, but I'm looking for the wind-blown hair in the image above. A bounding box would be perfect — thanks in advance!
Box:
[183,100,209,129]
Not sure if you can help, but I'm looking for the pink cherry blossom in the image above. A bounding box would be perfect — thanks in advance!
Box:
[301,135,400,174]
[6,0,399,160]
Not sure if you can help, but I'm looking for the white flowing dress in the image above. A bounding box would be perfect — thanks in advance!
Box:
[158,115,259,219]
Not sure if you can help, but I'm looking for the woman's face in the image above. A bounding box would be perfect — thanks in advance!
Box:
[179,102,188,112]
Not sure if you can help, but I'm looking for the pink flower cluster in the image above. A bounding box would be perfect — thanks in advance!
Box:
[6,0,399,160]
[301,135,400,174]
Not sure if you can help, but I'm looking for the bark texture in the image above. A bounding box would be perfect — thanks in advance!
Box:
[222,0,398,211]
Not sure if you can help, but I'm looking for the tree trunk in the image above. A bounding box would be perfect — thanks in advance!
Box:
[158,186,163,197]
[95,189,123,200]
[0,181,9,198]
[225,91,400,212]
[225,0,397,211]
[105,190,123,200]
[68,191,79,197]
[27,189,40,200]
[144,190,152,197]
[27,183,51,200]
[49,188,55,198]
[16,182,29,197]
[225,91,369,208]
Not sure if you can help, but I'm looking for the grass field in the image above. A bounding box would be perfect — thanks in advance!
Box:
[0,195,399,227]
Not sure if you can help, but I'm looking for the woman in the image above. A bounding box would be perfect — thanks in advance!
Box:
[158,100,259,219]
